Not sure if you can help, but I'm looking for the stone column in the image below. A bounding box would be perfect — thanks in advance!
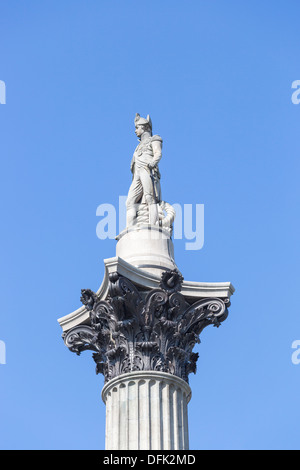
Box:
[57,113,235,451]
[102,371,191,450]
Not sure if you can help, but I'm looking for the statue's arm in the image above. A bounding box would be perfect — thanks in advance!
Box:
[149,136,163,169]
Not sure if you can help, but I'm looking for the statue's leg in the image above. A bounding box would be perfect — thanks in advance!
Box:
[140,169,159,225]
[126,177,143,227]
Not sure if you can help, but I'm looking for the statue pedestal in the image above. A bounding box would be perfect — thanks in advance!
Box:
[116,224,177,276]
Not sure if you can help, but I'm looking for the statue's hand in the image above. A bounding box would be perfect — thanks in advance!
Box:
[148,162,156,170]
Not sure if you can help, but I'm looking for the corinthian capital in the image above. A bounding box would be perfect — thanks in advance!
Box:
[62,270,230,384]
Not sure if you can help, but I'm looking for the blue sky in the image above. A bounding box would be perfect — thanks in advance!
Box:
[0,1,299,450]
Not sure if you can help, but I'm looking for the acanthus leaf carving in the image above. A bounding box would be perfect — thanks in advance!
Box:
[62,270,229,384]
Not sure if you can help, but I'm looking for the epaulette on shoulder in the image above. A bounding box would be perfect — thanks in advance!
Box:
[151,134,163,143]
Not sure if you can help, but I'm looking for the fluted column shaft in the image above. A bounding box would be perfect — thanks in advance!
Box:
[101,371,191,451]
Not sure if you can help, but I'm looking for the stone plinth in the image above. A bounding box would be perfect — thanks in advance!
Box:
[116,225,177,276]
[102,371,191,450]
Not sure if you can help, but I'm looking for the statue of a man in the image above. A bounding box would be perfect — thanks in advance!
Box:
[126,113,163,227]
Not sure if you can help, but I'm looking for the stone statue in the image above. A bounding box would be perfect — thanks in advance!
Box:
[126,113,163,227]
